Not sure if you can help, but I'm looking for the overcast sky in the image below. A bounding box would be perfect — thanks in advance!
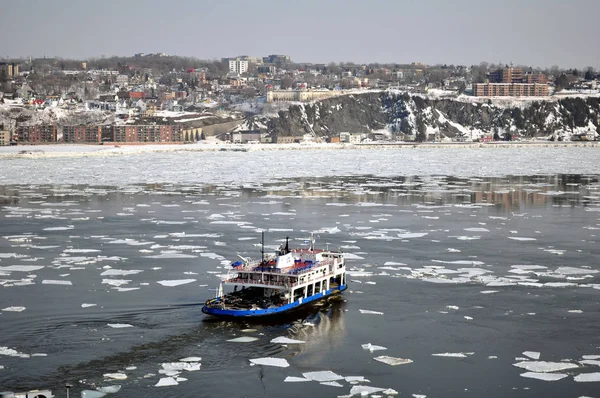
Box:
[2,0,598,69]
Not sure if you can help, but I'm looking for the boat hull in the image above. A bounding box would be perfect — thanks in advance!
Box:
[202,284,347,318]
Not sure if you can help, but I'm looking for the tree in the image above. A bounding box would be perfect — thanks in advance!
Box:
[415,116,427,142]
[281,76,294,89]
[555,73,570,92]
[584,67,595,81]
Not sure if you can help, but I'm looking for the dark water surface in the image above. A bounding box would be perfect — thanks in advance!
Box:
[1,174,600,397]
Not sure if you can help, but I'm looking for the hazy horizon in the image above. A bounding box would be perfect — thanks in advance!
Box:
[2,0,599,69]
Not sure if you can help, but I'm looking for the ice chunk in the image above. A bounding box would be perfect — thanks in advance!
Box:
[97,385,121,393]
[359,309,383,315]
[0,265,44,272]
[161,362,201,371]
[302,370,344,382]
[107,323,134,328]
[574,372,600,382]
[270,336,305,344]
[42,280,73,285]
[81,391,106,398]
[81,303,97,308]
[520,372,568,381]
[374,356,413,366]
[480,290,499,294]
[580,360,600,366]
[179,357,202,362]
[582,355,600,360]
[350,385,386,396]
[523,351,541,360]
[284,376,310,382]
[320,381,344,387]
[397,232,428,238]
[227,336,259,343]
[513,361,579,373]
[361,343,387,352]
[249,357,289,367]
[157,279,196,287]
[155,377,179,387]
[2,306,26,312]
[432,352,474,358]
[100,269,143,276]
[103,373,127,380]
[508,237,537,241]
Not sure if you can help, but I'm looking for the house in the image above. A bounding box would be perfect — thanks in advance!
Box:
[232,130,260,144]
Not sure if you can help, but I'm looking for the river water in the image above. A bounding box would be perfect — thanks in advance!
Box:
[1,148,600,397]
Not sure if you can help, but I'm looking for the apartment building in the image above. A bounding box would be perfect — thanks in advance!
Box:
[0,128,11,146]
[473,83,549,97]
[62,125,111,143]
[113,125,184,143]
[16,125,57,143]
[228,58,249,75]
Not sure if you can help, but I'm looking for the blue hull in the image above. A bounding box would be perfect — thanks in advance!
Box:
[202,284,347,318]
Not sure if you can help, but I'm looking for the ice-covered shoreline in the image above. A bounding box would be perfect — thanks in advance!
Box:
[0,140,598,159]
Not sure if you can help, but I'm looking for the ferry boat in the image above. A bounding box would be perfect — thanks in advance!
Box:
[202,234,347,318]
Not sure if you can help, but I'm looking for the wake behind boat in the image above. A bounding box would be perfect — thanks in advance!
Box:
[202,234,347,318]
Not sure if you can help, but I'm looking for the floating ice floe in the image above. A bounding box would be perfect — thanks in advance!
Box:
[520,372,568,381]
[362,343,387,352]
[513,361,579,373]
[157,279,196,287]
[523,351,541,360]
[0,346,29,358]
[0,265,45,272]
[321,381,344,387]
[464,227,489,232]
[249,357,290,368]
[97,385,121,393]
[580,360,600,366]
[582,355,600,360]
[359,309,383,315]
[161,362,201,372]
[397,232,428,238]
[2,306,26,312]
[568,310,583,313]
[180,357,202,362]
[43,226,74,231]
[574,372,600,382]
[42,280,72,285]
[374,356,413,366]
[107,323,134,328]
[100,269,143,276]
[302,370,344,382]
[480,290,499,294]
[432,352,474,358]
[284,376,309,382]
[155,377,178,387]
[103,373,127,380]
[270,336,305,344]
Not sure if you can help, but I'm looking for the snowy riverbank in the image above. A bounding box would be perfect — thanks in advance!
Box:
[0,140,598,159]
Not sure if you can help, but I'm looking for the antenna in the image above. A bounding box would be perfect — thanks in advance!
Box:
[261,230,264,262]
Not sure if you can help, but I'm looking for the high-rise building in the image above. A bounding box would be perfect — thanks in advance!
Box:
[227,58,249,74]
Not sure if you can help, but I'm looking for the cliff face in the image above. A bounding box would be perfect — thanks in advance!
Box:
[256,91,600,141]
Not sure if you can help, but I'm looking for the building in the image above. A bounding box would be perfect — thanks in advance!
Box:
[228,58,249,75]
[113,125,184,143]
[0,62,19,78]
[232,130,261,144]
[263,54,291,64]
[63,125,107,144]
[16,125,57,143]
[473,83,549,97]
[266,88,347,103]
[0,127,11,146]
[488,67,547,85]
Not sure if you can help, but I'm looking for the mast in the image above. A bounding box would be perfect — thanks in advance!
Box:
[261,230,264,262]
